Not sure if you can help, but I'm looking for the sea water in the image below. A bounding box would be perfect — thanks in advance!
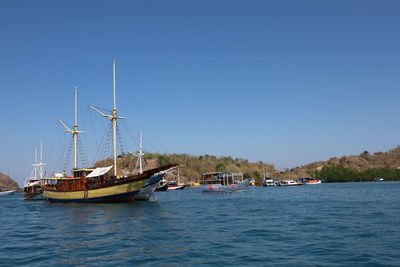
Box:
[1,182,399,266]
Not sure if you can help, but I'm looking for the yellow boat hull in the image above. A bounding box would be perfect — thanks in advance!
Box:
[43,179,146,203]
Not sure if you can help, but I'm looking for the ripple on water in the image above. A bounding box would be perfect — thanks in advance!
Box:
[1,183,400,266]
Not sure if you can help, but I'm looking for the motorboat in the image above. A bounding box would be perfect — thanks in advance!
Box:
[280,180,304,186]
[201,171,249,192]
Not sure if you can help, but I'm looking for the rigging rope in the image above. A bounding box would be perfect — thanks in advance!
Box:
[63,135,74,172]
[101,122,113,161]
[116,67,170,154]
[121,121,161,154]
[116,122,127,156]
[79,62,112,89]
[77,136,88,168]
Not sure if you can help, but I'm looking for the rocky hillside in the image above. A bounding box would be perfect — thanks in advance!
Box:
[290,146,400,176]
[92,146,400,183]
[0,172,21,190]
[95,153,281,184]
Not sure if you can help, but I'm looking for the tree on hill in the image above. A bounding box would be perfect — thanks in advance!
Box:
[215,163,226,172]
[95,152,280,183]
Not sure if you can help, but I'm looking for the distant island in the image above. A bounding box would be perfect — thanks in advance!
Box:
[0,172,21,190]
[4,147,400,189]
[290,146,400,182]
[94,146,400,184]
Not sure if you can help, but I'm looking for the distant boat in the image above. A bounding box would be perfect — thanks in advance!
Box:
[201,171,249,192]
[261,164,271,186]
[168,182,186,190]
[374,177,384,182]
[263,178,281,187]
[24,142,46,200]
[167,167,186,190]
[299,177,322,185]
[280,180,304,186]
[132,132,176,200]
[305,179,322,184]
[136,166,178,200]
[261,165,281,186]
[0,189,16,196]
[155,178,169,191]
[248,178,256,186]
[136,173,165,200]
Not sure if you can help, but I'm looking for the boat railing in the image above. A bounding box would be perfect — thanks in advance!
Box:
[201,172,243,185]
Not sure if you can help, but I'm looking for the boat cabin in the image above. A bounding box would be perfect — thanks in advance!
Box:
[73,169,95,178]
[201,172,243,186]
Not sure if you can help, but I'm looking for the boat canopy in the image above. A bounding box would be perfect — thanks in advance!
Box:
[86,166,113,178]
[201,171,243,185]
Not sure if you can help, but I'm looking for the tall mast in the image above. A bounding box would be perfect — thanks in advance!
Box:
[58,86,84,170]
[132,131,144,174]
[40,141,43,178]
[74,86,78,169]
[112,60,117,176]
[138,131,144,174]
[29,142,47,181]
[88,60,125,176]
[34,148,38,178]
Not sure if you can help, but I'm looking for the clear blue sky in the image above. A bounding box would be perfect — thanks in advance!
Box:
[1,0,399,185]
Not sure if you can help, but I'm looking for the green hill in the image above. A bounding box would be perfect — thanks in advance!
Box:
[93,146,400,184]
[289,146,400,182]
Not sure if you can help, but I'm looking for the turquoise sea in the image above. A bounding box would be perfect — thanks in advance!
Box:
[1,182,399,266]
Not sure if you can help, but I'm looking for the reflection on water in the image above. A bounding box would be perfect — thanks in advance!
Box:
[1,183,400,266]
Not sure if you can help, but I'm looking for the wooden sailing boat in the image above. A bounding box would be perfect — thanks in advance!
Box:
[24,142,46,199]
[42,61,176,203]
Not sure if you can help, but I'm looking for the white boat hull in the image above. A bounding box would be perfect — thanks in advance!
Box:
[24,192,44,200]
[136,182,159,200]
[305,180,322,185]
[202,180,249,192]
[0,190,17,196]
[281,182,304,186]
[168,184,186,190]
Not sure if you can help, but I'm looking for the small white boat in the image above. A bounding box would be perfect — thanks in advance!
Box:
[131,132,175,200]
[167,167,186,191]
[24,142,46,200]
[304,179,322,184]
[168,182,186,190]
[280,180,304,186]
[201,171,249,192]
[0,189,17,196]
[263,178,281,186]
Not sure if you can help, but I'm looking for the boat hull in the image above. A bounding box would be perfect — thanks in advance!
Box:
[24,191,44,200]
[136,174,164,200]
[168,184,186,190]
[281,183,304,186]
[202,180,249,192]
[156,183,168,191]
[305,180,321,184]
[24,183,44,200]
[0,190,16,196]
[136,182,158,200]
[43,179,146,203]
